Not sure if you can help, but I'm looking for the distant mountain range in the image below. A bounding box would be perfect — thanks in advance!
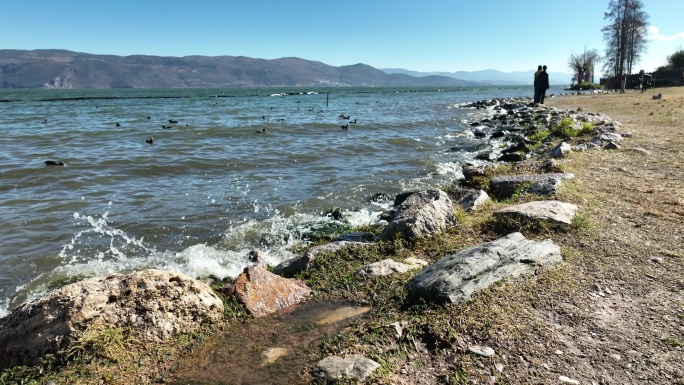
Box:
[0,49,572,89]
[0,50,485,89]
[381,68,573,86]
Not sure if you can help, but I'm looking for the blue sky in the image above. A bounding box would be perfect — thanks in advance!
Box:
[4,0,683,75]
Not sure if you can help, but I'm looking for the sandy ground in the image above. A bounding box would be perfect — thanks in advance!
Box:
[530,87,684,384]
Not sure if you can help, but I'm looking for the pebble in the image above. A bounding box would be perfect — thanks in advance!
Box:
[468,345,495,357]
[609,353,622,361]
[495,363,504,373]
[554,350,564,355]
[558,375,581,384]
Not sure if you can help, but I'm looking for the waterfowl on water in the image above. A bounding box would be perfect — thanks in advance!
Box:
[44,160,66,166]
[256,128,266,133]
[168,119,179,124]
[116,122,121,127]
[341,124,349,130]
[146,137,154,144]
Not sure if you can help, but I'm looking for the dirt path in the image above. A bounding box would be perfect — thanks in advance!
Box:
[535,87,684,384]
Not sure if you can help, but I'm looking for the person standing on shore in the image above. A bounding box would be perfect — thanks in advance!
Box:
[538,65,550,104]
[533,65,543,103]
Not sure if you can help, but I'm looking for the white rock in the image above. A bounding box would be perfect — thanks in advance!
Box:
[467,345,495,357]
[558,375,581,384]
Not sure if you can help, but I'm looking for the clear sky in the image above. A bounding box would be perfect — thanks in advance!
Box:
[4,0,683,75]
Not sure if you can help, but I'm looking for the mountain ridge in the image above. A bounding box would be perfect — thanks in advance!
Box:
[381,67,573,85]
[0,49,484,89]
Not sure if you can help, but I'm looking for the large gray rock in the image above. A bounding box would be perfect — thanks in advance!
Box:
[315,354,381,382]
[489,173,574,198]
[494,200,578,225]
[379,189,457,241]
[406,232,562,304]
[272,241,370,277]
[0,269,224,369]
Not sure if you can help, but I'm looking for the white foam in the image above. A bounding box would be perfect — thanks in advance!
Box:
[434,162,465,179]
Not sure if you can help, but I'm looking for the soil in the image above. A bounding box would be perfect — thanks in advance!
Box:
[527,87,684,384]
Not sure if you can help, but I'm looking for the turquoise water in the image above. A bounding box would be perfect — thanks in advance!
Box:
[0,85,547,315]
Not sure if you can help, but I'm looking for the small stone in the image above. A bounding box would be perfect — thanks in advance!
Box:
[542,363,550,370]
[495,363,504,373]
[558,375,581,384]
[554,350,564,355]
[261,347,288,366]
[609,353,622,361]
[468,345,495,357]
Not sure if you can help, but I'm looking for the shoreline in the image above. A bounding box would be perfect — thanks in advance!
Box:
[1,88,683,383]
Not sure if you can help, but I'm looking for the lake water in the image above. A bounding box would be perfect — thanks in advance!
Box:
[0,85,554,316]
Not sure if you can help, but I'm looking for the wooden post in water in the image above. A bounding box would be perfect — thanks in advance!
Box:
[326,92,329,108]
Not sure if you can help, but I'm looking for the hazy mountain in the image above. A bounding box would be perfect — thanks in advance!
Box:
[0,50,483,89]
[381,68,574,86]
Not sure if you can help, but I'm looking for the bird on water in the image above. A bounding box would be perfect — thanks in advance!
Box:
[146,137,154,144]
[44,160,66,166]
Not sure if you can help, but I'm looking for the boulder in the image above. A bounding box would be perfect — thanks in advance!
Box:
[379,189,457,241]
[489,173,574,198]
[405,232,562,304]
[272,241,370,277]
[219,265,311,317]
[0,269,224,369]
[315,354,381,383]
[494,200,578,225]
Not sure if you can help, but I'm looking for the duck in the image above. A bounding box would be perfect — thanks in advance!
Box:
[116,122,121,127]
[162,125,171,129]
[146,137,154,144]
[168,119,179,124]
[341,124,349,130]
[256,128,266,133]
[44,160,66,166]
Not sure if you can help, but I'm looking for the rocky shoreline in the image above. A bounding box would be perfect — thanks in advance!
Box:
[0,96,637,383]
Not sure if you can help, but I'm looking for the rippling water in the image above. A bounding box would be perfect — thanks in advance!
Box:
[0,85,545,315]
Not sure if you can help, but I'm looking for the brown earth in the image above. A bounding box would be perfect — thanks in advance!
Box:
[531,87,684,384]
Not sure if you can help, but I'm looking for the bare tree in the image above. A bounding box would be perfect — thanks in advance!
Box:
[602,0,649,80]
[568,48,601,85]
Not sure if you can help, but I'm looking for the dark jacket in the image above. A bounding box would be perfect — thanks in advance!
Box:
[538,71,549,90]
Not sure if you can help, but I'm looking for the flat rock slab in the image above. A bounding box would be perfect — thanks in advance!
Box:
[315,354,381,382]
[406,232,562,304]
[495,200,579,225]
[489,173,574,198]
[358,258,425,276]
